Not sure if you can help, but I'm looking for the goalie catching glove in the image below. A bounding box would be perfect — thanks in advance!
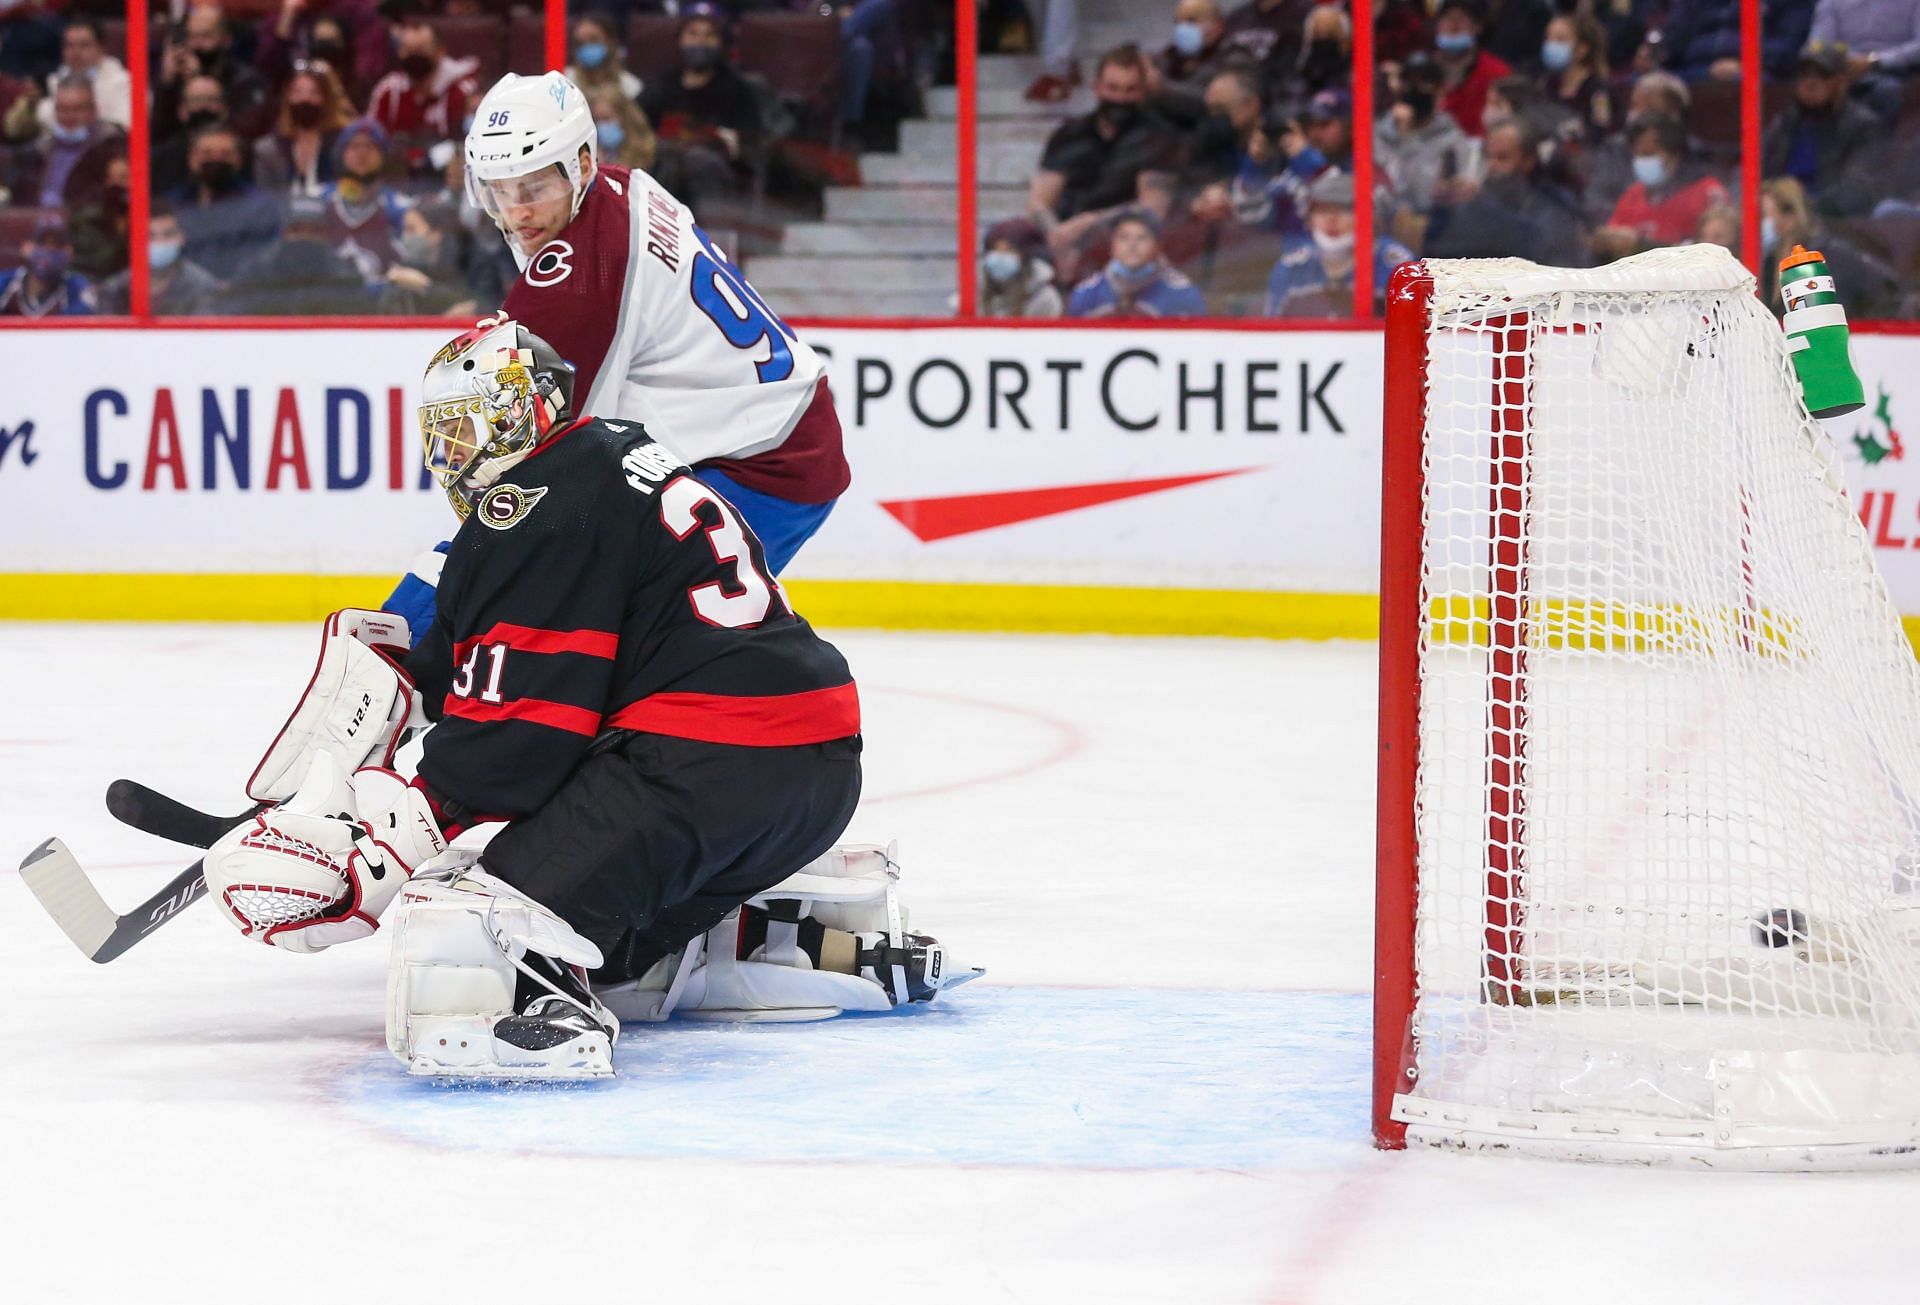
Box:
[203,753,449,953]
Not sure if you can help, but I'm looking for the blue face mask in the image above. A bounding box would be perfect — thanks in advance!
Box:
[1435,31,1475,54]
[1107,258,1160,285]
[1172,21,1206,56]
[983,249,1022,283]
[149,239,182,271]
[1762,216,1779,251]
[575,41,608,70]
[596,120,625,151]
[1632,154,1669,188]
[1541,39,1573,70]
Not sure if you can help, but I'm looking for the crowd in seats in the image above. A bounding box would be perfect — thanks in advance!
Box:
[0,0,937,317]
[996,0,1920,320]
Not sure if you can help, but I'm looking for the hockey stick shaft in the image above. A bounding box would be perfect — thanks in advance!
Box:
[105,779,261,849]
[19,839,209,964]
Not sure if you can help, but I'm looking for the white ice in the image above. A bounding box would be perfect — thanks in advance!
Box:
[1,625,1913,1304]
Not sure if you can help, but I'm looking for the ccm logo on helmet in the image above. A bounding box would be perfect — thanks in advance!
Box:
[527,240,575,288]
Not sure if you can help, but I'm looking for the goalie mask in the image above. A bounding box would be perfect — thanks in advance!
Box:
[419,319,575,520]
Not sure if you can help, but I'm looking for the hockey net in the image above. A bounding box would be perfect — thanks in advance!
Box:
[1373,246,1920,1167]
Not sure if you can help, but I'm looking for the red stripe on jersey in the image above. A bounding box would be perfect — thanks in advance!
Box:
[453,622,619,664]
[443,695,604,737]
[606,682,860,747]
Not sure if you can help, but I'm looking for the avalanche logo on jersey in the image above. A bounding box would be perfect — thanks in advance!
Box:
[527,240,575,288]
[476,482,548,530]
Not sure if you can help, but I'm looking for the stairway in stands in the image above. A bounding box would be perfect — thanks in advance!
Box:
[750,2,1168,317]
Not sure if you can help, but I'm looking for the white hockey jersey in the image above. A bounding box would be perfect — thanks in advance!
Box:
[501,164,847,503]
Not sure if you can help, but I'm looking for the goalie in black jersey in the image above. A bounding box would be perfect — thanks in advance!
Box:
[200,320,978,1080]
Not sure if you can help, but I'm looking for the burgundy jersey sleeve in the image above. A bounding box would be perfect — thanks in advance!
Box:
[500,167,635,410]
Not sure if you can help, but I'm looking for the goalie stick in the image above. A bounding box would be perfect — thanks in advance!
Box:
[18,787,266,963]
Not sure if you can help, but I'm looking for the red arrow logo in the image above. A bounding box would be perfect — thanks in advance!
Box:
[878,468,1259,543]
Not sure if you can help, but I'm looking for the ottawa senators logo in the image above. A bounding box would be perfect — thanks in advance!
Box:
[475,483,548,531]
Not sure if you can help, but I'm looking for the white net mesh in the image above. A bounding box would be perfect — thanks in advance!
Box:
[1395,247,1920,1165]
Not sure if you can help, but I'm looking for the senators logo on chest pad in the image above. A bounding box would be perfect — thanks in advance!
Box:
[476,483,548,530]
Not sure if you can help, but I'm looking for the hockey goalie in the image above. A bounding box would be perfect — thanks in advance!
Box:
[199,320,979,1080]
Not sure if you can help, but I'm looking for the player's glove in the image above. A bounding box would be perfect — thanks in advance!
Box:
[203,754,448,954]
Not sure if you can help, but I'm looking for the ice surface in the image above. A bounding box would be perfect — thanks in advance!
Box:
[1,626,1913,1304]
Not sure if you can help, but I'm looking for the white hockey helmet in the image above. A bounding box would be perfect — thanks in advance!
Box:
[464,71,597,252]
[418,317,576,520]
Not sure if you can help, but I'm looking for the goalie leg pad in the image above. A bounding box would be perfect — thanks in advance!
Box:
[249,608,419,804]
[386,869,618,1080]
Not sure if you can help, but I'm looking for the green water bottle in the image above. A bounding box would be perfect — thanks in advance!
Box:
[1779,244,1866,419]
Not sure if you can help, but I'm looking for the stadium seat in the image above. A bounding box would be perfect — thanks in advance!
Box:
[99,19,125,64]
[625,15,684,92]
[434,16,510,95]
[737,14,839,141]
[507,12,547,77]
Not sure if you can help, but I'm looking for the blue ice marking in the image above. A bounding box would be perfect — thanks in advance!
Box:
[339,986,1370,1169]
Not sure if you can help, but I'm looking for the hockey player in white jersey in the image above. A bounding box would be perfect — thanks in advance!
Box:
[383,70,845,640]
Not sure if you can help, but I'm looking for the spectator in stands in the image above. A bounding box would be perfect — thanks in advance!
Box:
[379,201,475,316]
[1761,175,1902,317]
[975,217,1064,318]
[570,12,643,103]
[172,123,281,282]
[68,147,129,280]
[1024,0,1081,103]
[254,63,355,198]
[0,215,94,316]
[588,86,658,174]
[1538,11,1614,142]
[1215,0,1314,99]
[1433,0,1513,137]
[156,5,267,140]
[150,73,229,198]
[0,6,62,85]
[1375,0,1434,65]
[1477,0,1556,70]
[641,4,763,212]
[1694,202,1738,250]
[1424,119,1587,265]
[16,76,120,209]
[1645,0,1816,81]
[1148,0,1236,127]
[323,118,407,278]
[1067,208,1205,318]
[99,204,225,316]
[1762,41,1883,215]
[257,0,387,107]
[1189,65,1264,187]
[1303,87,1353,173]
[32,17,129,131]
[1265,171,1413,317]
[1592,113,1728,257]
[1287,4,1353,102]
[368,16,479,153]
[1376,53,1475,217]
[225,193,372,315]
[1809,0,1920,121]
[1029,46,1183,280]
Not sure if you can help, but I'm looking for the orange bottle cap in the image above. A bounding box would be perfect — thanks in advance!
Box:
[1779,245,1827,272]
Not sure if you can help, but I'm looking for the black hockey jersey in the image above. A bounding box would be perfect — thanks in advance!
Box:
[404,416,858,821]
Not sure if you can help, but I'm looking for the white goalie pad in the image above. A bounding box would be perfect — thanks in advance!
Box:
[385,869,616,1080]
[249,609,419,803]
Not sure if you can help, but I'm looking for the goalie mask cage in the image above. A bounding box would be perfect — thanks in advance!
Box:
[1372,246,1920,1169]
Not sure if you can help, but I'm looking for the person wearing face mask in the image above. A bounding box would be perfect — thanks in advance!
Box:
[254,65,354,197]
[1288,4,1353,101]
[67,147,131,279]
[368,15,479,153]
[1067,208,1205,318]
[568,12,642,104]
[1431,0,1511,138]
[258,3,383,108]
[1758,176,1899,318]
[1264,170,1414,317]
[1538,12,1613,144]
[587,85,657,173]
[1424,119,1588,266]
[156,5,268,141]
[1760,41,1882,216]
[16,76,121,210]
[99,205,226,316]
[322,117,409,280]
[171,123,283,281]
[1593,112,1728,259]
[0,215,95,317]
[1029,46,1182,281]
[378,200,476,316]
[148,73,230,197]
[972,218,1064,318]
[1150,0,1234,127]
[1375,53,1475,217]
[225,192,377,315]
[32,18,129,131]
[640,6,762,209]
